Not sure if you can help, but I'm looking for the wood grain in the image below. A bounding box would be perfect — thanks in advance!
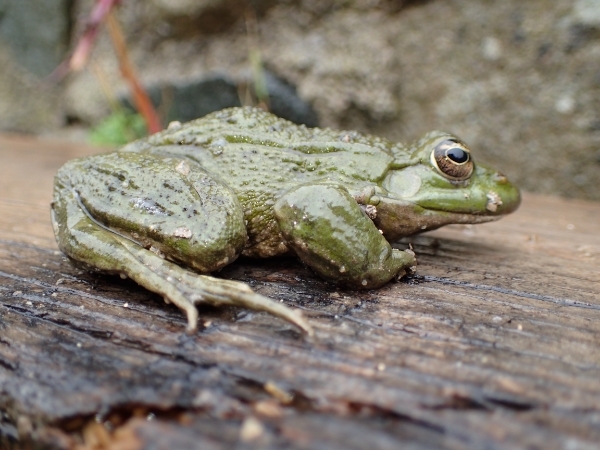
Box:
[0,134,599,450]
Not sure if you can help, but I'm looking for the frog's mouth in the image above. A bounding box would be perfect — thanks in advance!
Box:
[372,198,504,242]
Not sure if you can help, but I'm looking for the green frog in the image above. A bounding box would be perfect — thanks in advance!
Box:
[51,107,520,335]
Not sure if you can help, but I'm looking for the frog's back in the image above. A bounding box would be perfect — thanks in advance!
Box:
[121,107,400,190]
[144,106,394,155]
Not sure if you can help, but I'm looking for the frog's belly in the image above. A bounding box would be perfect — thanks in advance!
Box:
[238,193,290,258]
[242,225,290,258]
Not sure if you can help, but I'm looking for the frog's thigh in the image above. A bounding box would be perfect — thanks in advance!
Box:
[274,184,416,289]
[74,152,247,273]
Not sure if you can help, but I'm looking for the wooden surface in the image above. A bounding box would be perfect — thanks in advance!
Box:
[0,133,599,450]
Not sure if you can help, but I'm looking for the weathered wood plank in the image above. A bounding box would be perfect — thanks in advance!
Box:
[0,134,599,449]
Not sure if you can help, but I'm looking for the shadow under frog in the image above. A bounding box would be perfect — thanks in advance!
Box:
[51,107,520,335]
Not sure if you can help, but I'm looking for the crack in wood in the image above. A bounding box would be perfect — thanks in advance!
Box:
[422,276,600,309]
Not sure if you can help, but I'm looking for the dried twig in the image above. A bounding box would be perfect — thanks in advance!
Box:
[105,11,162,133]
[50,0,162,133]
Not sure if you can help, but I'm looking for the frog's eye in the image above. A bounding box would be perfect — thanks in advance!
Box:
[430,139,474,181]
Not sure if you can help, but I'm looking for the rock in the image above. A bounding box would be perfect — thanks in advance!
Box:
[263,71,319,127]
[0,45,62,133]
[0,0,72,77]
[133,75,242,124]
[121,72,318,127]
[0,0,71,132]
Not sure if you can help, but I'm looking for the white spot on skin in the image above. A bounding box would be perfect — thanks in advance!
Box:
[486,191,503,212]
[361,280,368,286]
[339,266,346,273]
[175,160,191,177]
[167,120,182,130]
[174,227,192,238]
[364,205,377,220]
[377,363,386,371]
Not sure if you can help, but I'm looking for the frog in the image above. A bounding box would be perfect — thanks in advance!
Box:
[51,106,520,335]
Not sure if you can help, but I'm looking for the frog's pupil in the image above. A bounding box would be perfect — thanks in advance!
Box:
[446,148,469,164]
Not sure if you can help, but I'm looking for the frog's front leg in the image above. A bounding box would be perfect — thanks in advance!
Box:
[274,184,416,289]
[51,153,312,334]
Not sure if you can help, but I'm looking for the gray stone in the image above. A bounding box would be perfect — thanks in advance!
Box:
[121,73,318,127]
[0,44,62,132]
[144,75,242,124]
[0,0,73,77]
[264,71,319,127]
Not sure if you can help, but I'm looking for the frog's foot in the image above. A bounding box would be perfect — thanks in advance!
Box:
[116,238,313,335]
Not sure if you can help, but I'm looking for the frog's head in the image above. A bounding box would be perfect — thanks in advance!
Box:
[374,131,521,240]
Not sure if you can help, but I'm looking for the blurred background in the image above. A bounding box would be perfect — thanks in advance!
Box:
[0,0,599,201]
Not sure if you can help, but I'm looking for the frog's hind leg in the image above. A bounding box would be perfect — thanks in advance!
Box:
[117,238,313,335]
[51,184,312,335]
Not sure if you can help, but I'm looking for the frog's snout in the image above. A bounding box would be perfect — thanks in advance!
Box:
[486,171,521,215]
